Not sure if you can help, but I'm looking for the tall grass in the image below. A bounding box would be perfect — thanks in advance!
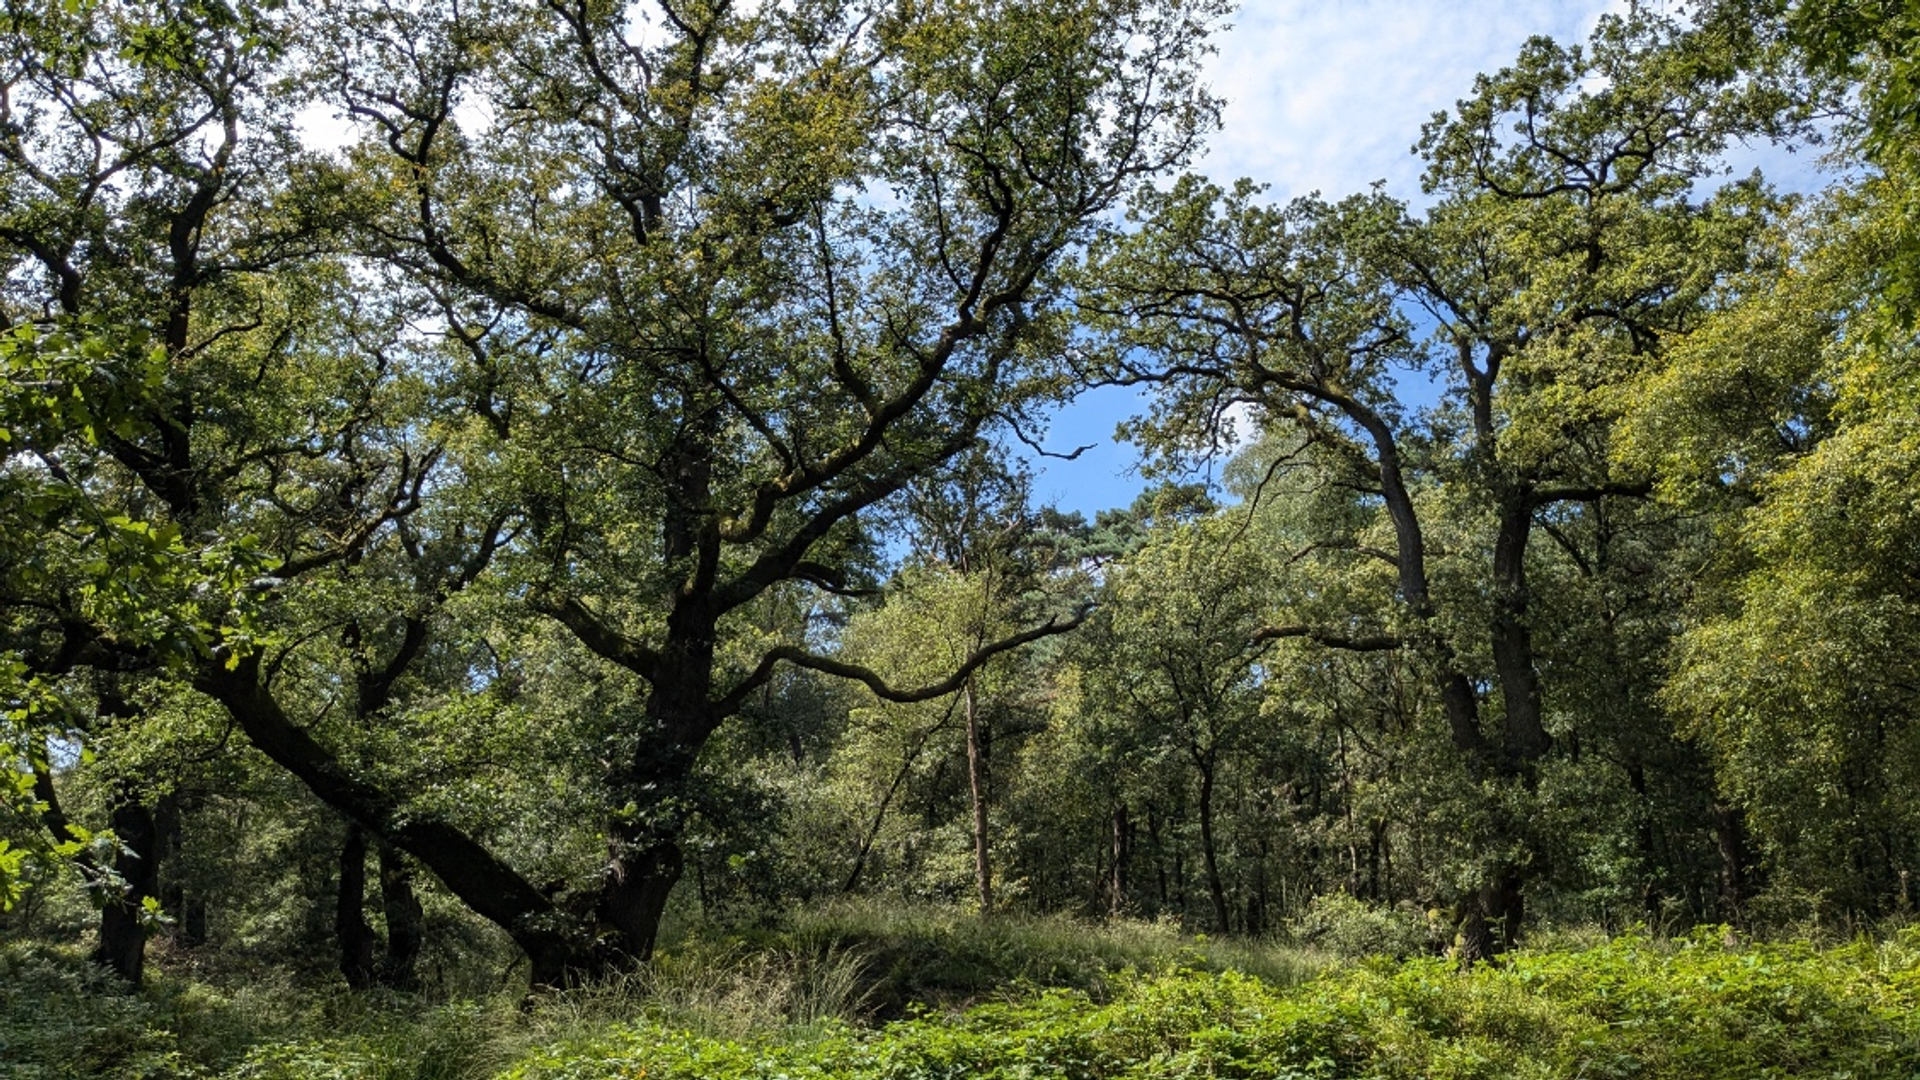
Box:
[17,903,1916,1080]
[768,896,1331,1012]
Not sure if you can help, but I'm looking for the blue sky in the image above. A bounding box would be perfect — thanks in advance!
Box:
[1021,0,1827,519]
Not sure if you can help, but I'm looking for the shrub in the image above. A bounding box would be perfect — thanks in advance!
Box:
[1286,893,1437,960]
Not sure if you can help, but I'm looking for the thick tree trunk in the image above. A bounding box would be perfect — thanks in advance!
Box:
[1491,493,1552,764]
[599,838,683,962]
[1453,865,1525,964]
[378,843,425,990]
[598,649,714,963]
[338,825,377,990]
[93,789,161,985]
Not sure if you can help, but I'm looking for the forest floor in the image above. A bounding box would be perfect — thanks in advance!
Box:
[5,902,1919,1079]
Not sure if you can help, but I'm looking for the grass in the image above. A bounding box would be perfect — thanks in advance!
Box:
[5,905,1919,1079]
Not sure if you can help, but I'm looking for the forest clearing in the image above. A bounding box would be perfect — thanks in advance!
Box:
[4,0,1919,1074]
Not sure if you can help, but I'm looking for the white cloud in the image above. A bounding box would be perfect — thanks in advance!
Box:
[1198,0,1628,204]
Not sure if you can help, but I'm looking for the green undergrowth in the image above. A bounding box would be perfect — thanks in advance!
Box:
[504,930,1920,1080]
[6,925,1920,1079]
[718,899,1333,1015]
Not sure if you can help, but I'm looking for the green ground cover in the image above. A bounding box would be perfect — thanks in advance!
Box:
[5,919,1918,1079]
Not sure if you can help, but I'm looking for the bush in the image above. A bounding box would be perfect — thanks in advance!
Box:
[1287,892,1438,960]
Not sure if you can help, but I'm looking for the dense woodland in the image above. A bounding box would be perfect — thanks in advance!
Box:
[3,0,1919,1025]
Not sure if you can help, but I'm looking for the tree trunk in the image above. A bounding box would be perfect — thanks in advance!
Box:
[1453,865,1525,964]
[378,843,425,991]
[1713,802,1750,921]
[1491,493,1551,765]
[93,789,161,986]
[599,838,683,963]
[338,825,377,991]
[1147,803,1169,909]
[154,796,207,949]
[964,677,992,914]
[598,660,711,964]
[1197,761,1230,932]
[844,708,951,894]
[1108,803,1129,917]
[198,659,592,986]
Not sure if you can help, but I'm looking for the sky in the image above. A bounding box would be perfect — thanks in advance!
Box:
[1021,0,1821,520]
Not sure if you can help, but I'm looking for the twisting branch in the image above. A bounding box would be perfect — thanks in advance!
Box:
[540,595,662,680]
[716,609,1087,715]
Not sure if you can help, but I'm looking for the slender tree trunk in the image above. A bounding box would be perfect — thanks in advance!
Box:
[338,825,377,990]
[1713,802,1749,921]
[1626,762,1664,920]
[844,699,956,894]
[1108,803,1129,917]
[964,677,992,914]
[1197,760,1229,932]
[155,796,206,948]
[1147,803,1169,909]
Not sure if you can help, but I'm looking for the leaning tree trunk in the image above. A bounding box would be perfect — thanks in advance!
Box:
[1491,492,1552,764]
[199,659,595,987]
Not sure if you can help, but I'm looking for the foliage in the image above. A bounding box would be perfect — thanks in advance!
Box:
[500,931,1920,1080]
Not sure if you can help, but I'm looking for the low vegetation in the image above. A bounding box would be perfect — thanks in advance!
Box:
[6,907,1918,1080]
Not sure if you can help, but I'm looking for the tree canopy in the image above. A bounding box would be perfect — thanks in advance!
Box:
[4,0,1917,993]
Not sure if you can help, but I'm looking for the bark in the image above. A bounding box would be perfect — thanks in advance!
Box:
[963,677,992,914]
[337,826,377,991]
[1197,760,1230,932]
[1491,492,1552,766]
[598,839,683,962]
[1713,802,1750,920]
[1108,803,1130,917]
[378,843,425,991]
[1626,762,1664,919]
[197,658,592,985]
[1453,865,1525,964]
[93,789,161,986]
[155,796,206,949]
[1332,396,1491,771]
[597,645,713,963]
[1146,803,1169,908]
